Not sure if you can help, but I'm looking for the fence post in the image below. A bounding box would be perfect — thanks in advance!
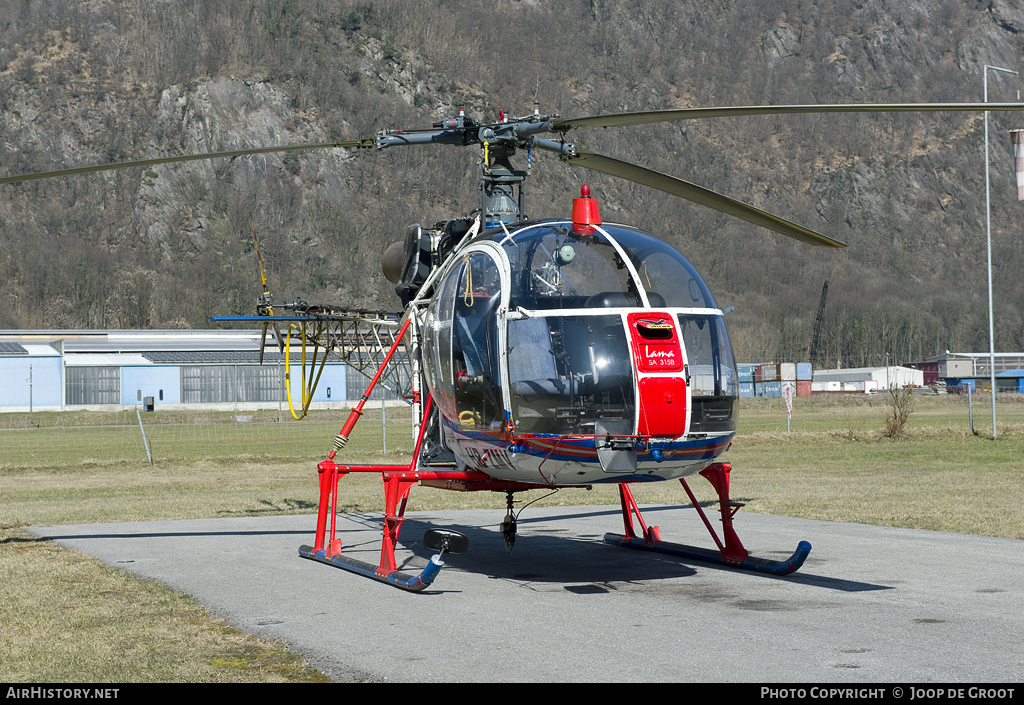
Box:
[136,407,153,463]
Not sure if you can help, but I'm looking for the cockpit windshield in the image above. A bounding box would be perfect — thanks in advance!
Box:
[498,225,642,309]
[605,227,717,309]
[491,223,717,310]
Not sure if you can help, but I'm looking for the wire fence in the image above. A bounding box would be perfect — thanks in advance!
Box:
[1,393,1022,470]
[739,391,1024,435]
[0,406,416,469]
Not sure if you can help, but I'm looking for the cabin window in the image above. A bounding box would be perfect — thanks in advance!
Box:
[677,314,736,397]
[677,314,738,433]
[450,253,503,427]
[423,251,503,428]
[421,264,460,419]
[603,226,716,309]
[508,314,634,434]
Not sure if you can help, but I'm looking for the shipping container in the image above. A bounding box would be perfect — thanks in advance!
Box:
[796,362,813,381]
[737,364,756,383]
[779,362,796,381]
[797,380,812,397]
[739,381,754,397]
[948,379,974,393]
[757,380,782,397]
[761,363,779,382]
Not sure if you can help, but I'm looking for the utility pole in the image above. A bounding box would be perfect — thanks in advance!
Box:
[983,64,1018,439]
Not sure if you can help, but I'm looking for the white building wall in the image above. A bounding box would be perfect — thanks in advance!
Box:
[813,366,924,389]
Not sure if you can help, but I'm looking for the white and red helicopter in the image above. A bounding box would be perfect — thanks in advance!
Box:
[5,101,1023,590]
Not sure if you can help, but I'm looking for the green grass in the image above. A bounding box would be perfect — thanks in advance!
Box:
[0,527,330,683]
[2,398,1024,682]
[722,430,1024,539]
[737,392,1024,435]
[0,408,390,468]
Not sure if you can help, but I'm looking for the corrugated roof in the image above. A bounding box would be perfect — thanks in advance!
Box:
[22,344,62,356]
[64,353,153,367]
[142,351,293,364]
[61,337,262,353]
[0,329,266,353]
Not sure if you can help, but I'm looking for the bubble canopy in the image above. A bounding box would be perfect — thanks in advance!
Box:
[420,220,737,439]
[481,222,718,311]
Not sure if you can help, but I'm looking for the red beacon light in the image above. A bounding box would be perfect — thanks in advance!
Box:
[571,184,602,229]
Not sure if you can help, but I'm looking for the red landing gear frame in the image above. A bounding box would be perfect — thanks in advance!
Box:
[604,462,811,576]
[297,396,539,591]
[300,447,810,591]
[297,456,478,591]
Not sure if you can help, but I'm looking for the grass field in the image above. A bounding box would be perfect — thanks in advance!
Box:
[2,395,1023,682]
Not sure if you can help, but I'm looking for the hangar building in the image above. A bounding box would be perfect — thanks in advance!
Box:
[0,330,401,413]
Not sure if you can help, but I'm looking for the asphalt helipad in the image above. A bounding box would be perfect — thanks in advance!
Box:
[30,506,1024,683]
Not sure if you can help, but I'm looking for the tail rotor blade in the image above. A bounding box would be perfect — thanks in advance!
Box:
[250,211,286,363]
[271,321,285,354]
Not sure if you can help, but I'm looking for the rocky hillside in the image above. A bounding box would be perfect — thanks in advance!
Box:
[3,0,1024,366]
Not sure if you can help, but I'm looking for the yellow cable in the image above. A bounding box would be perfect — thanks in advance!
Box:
[285,324,311,420]
[306,320,330,410]
[462,257,474,307]
[285,321,331,421]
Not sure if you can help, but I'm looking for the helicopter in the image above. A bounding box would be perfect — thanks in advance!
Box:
[5,100,1024,591]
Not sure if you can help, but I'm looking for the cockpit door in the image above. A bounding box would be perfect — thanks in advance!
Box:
[626,312,689,438]
[423,248,506,431]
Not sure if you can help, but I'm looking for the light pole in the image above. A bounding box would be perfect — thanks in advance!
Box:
[983,64,1018,440]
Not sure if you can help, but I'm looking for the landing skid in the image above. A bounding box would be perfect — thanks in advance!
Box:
[603,534,811,575]
[607,462,812,576]
[299,544,446,592]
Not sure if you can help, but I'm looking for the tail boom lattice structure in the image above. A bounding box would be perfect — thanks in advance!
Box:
[213,304,412,419]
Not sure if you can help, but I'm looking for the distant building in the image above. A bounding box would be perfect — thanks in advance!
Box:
[811,366,924,393]
[0,330,403,413]
[904,352,1024,393]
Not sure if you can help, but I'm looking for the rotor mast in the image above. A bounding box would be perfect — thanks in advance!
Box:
[479,120,530,227]
[375,106,559,228]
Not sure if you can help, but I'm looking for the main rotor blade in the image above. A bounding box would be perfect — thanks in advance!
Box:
[0,138,375,185]
[552,102,1024,131]
[566,150,846,247]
